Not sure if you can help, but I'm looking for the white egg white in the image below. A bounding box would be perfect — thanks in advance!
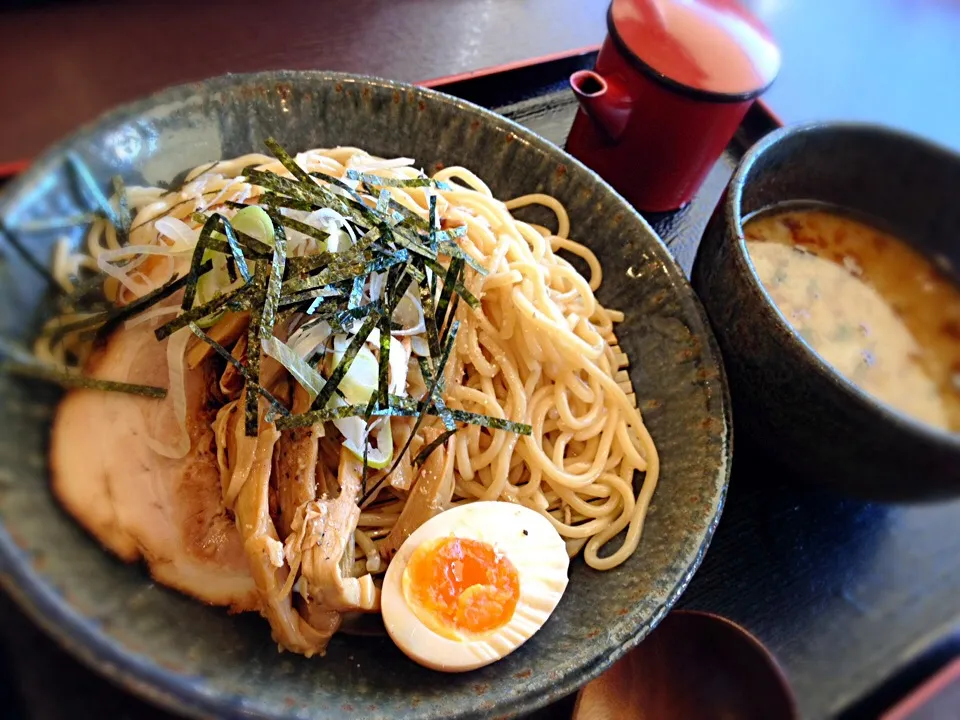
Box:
[381,501,569,672]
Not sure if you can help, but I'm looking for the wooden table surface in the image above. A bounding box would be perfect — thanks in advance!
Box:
[5,0,960,164]
[0,0,607,165]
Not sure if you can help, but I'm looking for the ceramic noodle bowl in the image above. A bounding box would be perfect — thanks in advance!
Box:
[0,72,730,719]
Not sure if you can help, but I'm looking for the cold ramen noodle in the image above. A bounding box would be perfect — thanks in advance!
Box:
[744,205,960,432]
[8,143,659,670]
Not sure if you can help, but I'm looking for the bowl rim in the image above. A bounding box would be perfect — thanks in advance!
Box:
[728,120,960,448]
[0,69,732,719]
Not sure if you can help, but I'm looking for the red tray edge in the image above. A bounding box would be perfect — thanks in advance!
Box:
[417,44,602,88]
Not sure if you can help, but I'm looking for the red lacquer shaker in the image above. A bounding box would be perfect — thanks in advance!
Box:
[566,0,780,212]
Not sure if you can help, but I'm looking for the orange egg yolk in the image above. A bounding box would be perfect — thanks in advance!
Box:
[402,536,521,639]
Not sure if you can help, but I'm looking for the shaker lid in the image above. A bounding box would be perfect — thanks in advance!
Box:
[609,0,781,97]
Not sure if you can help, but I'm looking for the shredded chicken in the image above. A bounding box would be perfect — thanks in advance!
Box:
[287,449,380,614]
[274,385,323,538]
[214,395,331,656]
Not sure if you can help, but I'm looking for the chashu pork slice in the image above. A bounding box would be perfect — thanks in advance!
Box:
[50,315,258,612]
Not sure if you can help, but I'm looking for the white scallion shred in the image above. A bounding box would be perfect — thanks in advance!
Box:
[391,292,425,336]
[144,326,191,459]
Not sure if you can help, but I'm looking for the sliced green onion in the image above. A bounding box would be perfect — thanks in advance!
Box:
[326,343,378,406]
[231,205,276,248]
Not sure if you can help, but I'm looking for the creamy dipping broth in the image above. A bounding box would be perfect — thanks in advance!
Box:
[743,205,960,432]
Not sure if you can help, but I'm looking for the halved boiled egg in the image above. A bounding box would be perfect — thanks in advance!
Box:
[381,501,569,672]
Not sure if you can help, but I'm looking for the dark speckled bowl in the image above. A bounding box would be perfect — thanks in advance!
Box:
[693,122,960,501]
[0,73,730,719]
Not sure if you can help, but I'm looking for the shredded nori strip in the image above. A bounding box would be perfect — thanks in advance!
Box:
[361,416,372,492]
[348,275,365,311]
[413,258,441,362]
[299,296,350,324]
[422,256,479,311]
[434,257,463,336]
[427,194,438,252]
[276,216,332,247]
[308,172,385,223]
[385,393,532,434]
[0,220,65,294]
[276,401,385,428]
[413,428,457,467]
[243,260,266,434]
[386,198,428,229]
[218,216,252,282]
[112,175,132,245]
[403,261,425,284]
[44,262,210,341]
[280,285,342,308]
[444,408,531,434]
[279,286,343,309]
[244,169,320,205]
[101,261,214,339]
[253,190,372,233]
[263,138,313,185]
[431,393,457,432]
[0,338,166,397]
[345,169,452,191]
[181,213,221,312]
[376,313,391,412]
[375,189,390,215]
[2,362,168,397]
[308,169,361,194]
[432,224,469,244]
[440,292,461,346]
[191,213,273,256]
[277,391,532,435]
[332,300,383,332]
[56,272,110,314]
[372,267,414,413]
[155,281,250,340]
[241,215,287,435]
[249,192,317,214]
[250,159,375,229]
[259,216,287,343]
[286,253,332,278]
[388,225,438,263]
[437,239,487,276]
[186,323,289,416]
[306,295,331,315]
[280,229,383,294]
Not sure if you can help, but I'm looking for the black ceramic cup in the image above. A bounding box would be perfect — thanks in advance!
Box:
[693,122,960,501]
